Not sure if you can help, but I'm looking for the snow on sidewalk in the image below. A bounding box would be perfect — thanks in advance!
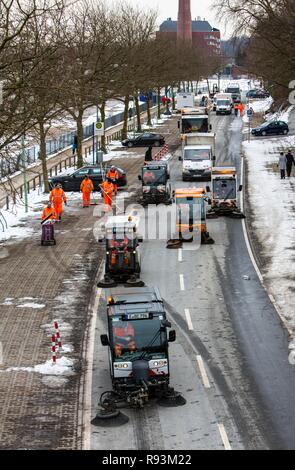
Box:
[243,135,295,335]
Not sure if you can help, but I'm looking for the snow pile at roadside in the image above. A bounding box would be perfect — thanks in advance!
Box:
[243,136,295,334]
[2,356,75,376]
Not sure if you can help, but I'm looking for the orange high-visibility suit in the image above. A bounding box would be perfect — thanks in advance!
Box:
[49,187,67,219]
[100,181,114,209]
[41,206,55,222]
[80,178,94,207]
[107,168,119,194]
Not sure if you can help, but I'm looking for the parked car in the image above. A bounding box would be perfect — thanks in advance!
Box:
[48,165,127,191]
[246,89,270,99]
[122,133,165,148]
[251,121,289,137]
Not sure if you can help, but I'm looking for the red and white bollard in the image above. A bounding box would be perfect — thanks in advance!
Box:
[54,321,63,350]
[51,334,57,365]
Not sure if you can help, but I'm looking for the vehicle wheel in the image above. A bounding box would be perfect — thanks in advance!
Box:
[283,129,288,135]
[262,131,267,136]
[127,142,133,148]
[154,141,161,147]
[41,240,44,246]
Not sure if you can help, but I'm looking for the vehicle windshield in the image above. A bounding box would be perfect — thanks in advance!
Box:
[111,315,166,361]
[106,232,134,248]
[176,197,205,222]
[213,179,236,199]
[142,169,166,185]
[182,117,209,133]
[184,149,211,161]
[259,121,270,128]
[227,88,240,93]
[217,100,231,106]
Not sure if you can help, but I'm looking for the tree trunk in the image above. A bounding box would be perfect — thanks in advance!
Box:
[178,82,181,92]
[146,93,152,126]
[191,81,194,92]
[134,95,142,133]
[165,86,170,114]
[100,100,107,153]
[76,109,83,168]
[121,95,129,141]
[206,78,210,95]
[157,86,161,119]
[39,120,49,193]
[172,86,176,110]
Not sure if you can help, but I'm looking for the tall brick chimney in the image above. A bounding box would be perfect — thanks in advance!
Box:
[177,0,192,42]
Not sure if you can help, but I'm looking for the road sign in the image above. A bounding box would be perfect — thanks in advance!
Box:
[95,121,104,136]
[247,108,254,117]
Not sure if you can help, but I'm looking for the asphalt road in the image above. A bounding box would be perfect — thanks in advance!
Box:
[90,112,295,450]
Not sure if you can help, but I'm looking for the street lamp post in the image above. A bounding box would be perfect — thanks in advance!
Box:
[22,134,28,213]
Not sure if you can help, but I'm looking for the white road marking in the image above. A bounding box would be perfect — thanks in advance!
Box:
[178,248,183,262]
[82,262,104,450]
[218,423,232,450]
[179,274,185,291]
[185,308,194,330]
[196,355,211,389]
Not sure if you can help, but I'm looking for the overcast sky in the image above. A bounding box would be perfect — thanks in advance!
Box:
[127,0,231,38]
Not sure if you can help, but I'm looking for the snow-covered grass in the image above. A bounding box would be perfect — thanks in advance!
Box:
[243,134,295,335]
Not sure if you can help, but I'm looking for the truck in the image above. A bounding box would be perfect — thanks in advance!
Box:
[225,84,241,104]
[99,287,182,410]
[207,166,245,218]
[179,133,216,181]
[179,113,211,135]
[175,92,195,111]
[215,93,233,115]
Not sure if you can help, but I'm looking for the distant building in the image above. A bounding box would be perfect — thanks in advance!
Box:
[157,0,221,56]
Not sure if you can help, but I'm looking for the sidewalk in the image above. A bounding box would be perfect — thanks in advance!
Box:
[243,106,295,338]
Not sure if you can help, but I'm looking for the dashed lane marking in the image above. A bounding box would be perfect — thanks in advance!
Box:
[218,423,232,450]
[178,248,183,262]
[185,308,194,330]
[179,274,185,291]
[196,355,211,389]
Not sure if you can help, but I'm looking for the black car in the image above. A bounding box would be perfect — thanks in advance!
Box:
[247,89,270,99]
[251,120,289,137]
[122,133,165,148]
[48,165,127,191]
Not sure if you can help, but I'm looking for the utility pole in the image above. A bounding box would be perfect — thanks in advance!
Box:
[22,134,28,213]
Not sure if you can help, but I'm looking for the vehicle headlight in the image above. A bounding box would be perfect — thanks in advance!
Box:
[114,362,129,369]
[143,186,150,193]
[183,168,190,174]
[151,359,168,368]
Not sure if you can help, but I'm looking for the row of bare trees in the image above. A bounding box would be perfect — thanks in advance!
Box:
[215,0,295,104]
[0,0,222,193]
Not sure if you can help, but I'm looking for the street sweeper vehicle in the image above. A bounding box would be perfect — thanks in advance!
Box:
[92,287,186,426]
[138,161,172,206]
[97,215,144,287]
[207,167,245,219]
[179,133,216,181]
[167,187,214,248]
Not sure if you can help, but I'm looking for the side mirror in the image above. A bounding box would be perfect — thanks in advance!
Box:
[210,124,212,131]
[178,121,180,129]
[206,186,211,193]
[179,156,183,161]
[239,185,243,192]
[213,155,216,162]
[207,198,212,205]
[172,190,175,198]
[100,334,109,346]
[138,175,142,181]
[137,236,143,243]
[168,330,176,343]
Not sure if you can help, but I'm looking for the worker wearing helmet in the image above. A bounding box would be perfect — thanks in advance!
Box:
[49,184,67,220]
[80,175,94,208]
[107,165,119,195]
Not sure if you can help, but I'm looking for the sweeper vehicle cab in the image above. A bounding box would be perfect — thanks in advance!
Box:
[167,188,214,248]
[92,287,186,426]
[207,167,245,219]
[138,161,172,206]
[97,215,144,288]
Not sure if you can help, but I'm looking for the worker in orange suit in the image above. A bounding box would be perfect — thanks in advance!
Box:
[100,178,114,210]
[49,183,67,221]
[41,201,56,222]
[107,165,119,195]
[80,175,94,208]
